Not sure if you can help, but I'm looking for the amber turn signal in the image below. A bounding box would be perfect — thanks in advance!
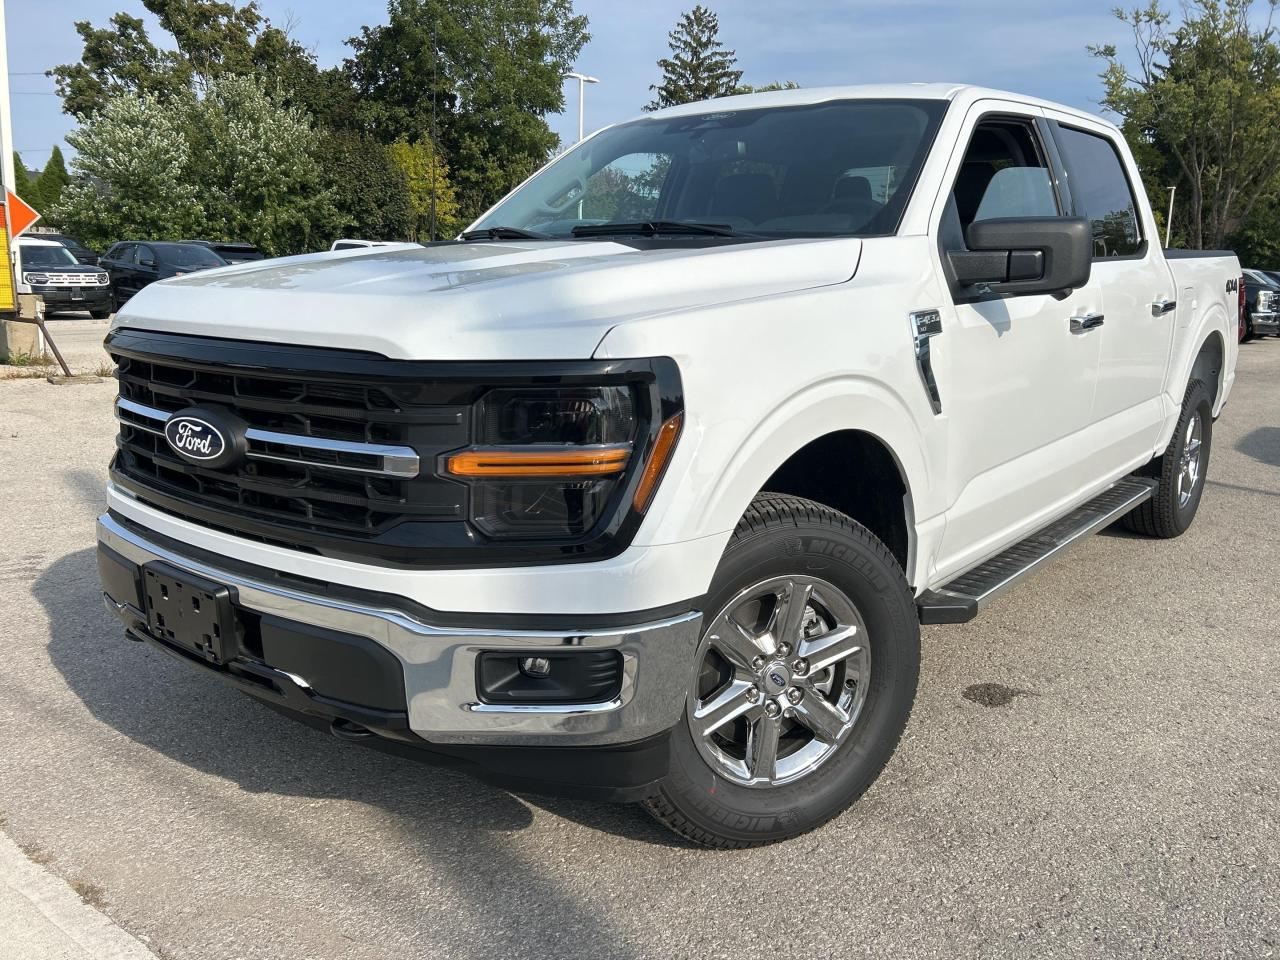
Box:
[633,412,683,512]
[446,445,631,478]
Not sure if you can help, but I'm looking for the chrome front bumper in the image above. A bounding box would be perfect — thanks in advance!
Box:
[1252,310,1279,329]
[97,513,703,747]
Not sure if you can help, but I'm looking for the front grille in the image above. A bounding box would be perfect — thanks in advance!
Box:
[106,329,678,568]
[111,336,470,550]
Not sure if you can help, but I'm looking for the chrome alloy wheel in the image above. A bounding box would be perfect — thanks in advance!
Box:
[1177,410,1205,508]
[687,576,871,788]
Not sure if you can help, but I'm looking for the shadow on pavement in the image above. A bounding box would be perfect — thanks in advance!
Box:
[1236,426,1280,468]
[37,546,667,958]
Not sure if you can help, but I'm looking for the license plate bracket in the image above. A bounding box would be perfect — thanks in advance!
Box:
[142,562,239,664]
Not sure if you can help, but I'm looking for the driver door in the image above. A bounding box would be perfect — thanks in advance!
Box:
[930,103,1105,581]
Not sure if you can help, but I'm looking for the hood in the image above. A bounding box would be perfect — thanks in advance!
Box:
[34,263,108,274]
[111,238,862,360]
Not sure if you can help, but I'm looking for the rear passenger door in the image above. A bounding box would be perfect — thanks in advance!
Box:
[1046,115,1174,462]
[106,244,135,298]
[930,103,1106,580]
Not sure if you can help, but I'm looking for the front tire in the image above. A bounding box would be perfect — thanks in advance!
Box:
[1123,379,1213,538]
[644,494,920,848]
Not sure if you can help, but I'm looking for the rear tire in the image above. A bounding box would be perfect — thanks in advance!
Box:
[1122,379,1212,538]
[90,308,111,320]
[643,494,920,848]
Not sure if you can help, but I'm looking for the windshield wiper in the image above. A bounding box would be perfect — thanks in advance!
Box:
[460,226,551,241]
[571,220,751,239]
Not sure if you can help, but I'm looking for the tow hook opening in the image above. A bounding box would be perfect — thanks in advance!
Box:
[330,717,375,741]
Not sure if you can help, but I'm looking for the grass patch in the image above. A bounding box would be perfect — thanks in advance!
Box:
[2,365,56,380]
[0,351,54,366]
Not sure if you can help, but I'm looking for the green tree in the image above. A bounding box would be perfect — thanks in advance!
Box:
[12,152,31,201]
[346,0,589,220]
[49,92,204,248]
[735,80,799,94]
[1092,0,1280,249]
[49,13,189,118]
[32,147,71,213]
[50,1,319,120]
[321,131,413,244]
[389,137,462,240]
[646,5,743,110]
[186,76,338,255]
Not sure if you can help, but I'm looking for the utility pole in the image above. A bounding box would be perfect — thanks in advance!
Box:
[1165,185,1176,248]
[0,0,13,195]
[564,72,599,143]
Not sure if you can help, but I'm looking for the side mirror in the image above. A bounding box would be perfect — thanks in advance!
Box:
[948,217,1091,298]
[139,258,156,268]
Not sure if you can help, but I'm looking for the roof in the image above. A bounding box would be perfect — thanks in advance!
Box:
[14,237,61,247]
[640,83,1114,131]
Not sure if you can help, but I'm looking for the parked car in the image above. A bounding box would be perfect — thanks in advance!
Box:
[99,84,1239,848]
[1241,268,1280,340]
[13,237,111,318]
[99,241,228,308]
[28,231,101,266]
[179,240,266,264]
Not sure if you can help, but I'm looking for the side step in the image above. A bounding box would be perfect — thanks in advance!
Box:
[916,477,1158,625]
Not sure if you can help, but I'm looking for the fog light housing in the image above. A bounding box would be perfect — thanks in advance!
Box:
[477,650,623,705]
[519,656,552,678]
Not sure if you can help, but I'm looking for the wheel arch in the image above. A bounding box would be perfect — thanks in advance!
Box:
[684,379,934,587]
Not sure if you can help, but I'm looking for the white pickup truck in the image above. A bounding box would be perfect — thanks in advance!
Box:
[98,84,1240,848]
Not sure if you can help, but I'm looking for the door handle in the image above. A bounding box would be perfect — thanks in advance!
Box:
[1069,312,1105,333]
[1151,299,1177,316]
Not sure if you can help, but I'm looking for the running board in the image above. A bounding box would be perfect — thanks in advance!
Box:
[916,477,1158,625]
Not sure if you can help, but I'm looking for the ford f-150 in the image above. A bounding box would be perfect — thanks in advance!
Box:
[98,84,1240,847]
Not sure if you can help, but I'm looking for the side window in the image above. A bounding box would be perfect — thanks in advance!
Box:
[121,244,137,263]
[950,118,1058,235]
[137,245,155,265]
[1053,125,1142,258]
[579,153,671,222]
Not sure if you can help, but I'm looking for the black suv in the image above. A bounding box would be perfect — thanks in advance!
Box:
[30,232,101,266]
[100,241,229,307]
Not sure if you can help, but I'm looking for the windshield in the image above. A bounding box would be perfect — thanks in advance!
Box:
[472,99,948,240]
[157,244,227,267]
[19,244,78,268]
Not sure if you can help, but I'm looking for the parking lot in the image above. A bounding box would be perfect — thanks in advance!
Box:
[0,338,1276,959]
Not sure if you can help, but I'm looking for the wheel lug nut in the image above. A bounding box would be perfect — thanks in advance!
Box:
[778,642,792,657]
[793,658,808,676]
[764,699,781,718]
[786,687,803,704]
[751,656,765,670]
[745,685,760,702]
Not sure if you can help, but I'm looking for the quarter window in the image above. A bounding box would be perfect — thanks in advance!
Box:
[1054,125,1143,258]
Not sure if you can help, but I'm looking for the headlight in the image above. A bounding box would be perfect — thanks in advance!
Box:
[24,273,49,285]
[446,387,639,539]
[97,273,110,284]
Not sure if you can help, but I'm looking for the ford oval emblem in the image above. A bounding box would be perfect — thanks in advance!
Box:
[165,414,227,463]
[768,670,786,688]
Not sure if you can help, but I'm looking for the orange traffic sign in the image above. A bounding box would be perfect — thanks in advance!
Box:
[5,190,40,237]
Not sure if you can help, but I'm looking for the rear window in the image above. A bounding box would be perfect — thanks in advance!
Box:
[156,244,226,268]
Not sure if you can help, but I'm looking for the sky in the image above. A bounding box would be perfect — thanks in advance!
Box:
[3,0,1167,172]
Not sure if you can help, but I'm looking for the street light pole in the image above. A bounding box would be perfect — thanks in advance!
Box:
[563,71,599,143]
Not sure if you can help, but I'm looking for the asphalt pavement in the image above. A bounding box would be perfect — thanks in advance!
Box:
[0,339,1276,959]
